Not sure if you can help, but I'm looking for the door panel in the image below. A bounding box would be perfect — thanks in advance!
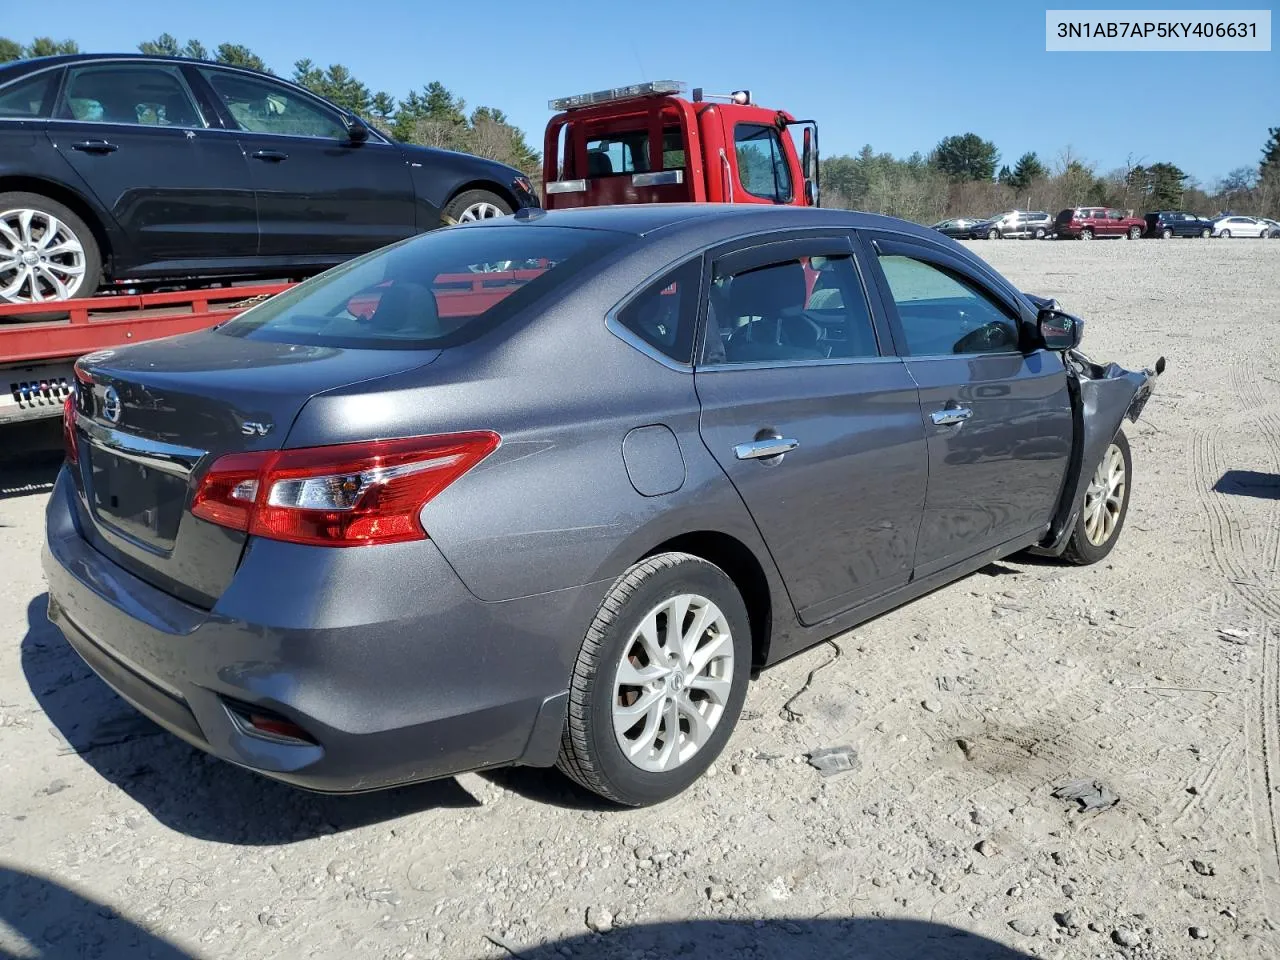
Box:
[48,62,256,267]
[694,236,928,623]
[866,236,1073,576]
[195,67,415,260]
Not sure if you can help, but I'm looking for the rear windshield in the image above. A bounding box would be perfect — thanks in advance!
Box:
[217,225,624,350]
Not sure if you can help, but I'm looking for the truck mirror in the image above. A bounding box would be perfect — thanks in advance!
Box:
[802,127,813,179]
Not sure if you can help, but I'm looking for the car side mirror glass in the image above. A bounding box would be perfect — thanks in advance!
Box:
[1038,307,1083,351]
[345,114,370,143]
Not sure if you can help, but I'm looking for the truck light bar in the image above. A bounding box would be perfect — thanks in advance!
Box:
[548,81,684,111]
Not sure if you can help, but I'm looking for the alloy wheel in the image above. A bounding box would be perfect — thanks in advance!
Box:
[612,593,734,773]
[0,208,87,303]
[1083,443,1126,546]
[457,201,507,222]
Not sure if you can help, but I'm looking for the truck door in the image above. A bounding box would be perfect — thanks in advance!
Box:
[46,61,258,270]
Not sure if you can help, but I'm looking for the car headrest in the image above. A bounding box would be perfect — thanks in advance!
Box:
[726,262,806,321]
[368,282,440,336]
[587,152,613,177]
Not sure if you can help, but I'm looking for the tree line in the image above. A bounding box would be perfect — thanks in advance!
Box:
[819,129,1280,224]
[0,34,540,175]
[3,35,1276,223]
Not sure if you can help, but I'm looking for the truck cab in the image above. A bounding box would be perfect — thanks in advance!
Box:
[542,81,818,210]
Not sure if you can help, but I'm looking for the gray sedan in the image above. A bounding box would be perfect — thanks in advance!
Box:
[44,205,1163,807]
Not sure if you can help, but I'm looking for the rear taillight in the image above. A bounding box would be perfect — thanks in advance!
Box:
[191,432,500,547]
[62,393,78,464]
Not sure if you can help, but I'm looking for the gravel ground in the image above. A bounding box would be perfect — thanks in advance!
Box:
[1,237,1278,960]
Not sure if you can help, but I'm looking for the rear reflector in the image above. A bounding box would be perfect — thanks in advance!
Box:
[224,701,317,744]
[62,393,78,464]
[191,432,500,547]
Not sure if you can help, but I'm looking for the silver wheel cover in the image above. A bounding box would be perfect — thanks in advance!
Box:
[457,201,506,222]
[612,593,734,773]
[1083,442,1126,546]
[0,208,88,303]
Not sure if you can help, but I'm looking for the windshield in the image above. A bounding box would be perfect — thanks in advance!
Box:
[217,225,625,350]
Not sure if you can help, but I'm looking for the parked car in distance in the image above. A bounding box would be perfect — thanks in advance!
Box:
[1144,210,1214,239]
[969,210,1053,240]
[1212,215,1268,238]
[1055,207,1146,240]
[0,54,539,304]
[930,217,986,239]
[45,204,1163,807]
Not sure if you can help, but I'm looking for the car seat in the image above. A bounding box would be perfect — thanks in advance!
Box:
[722,262,825,362]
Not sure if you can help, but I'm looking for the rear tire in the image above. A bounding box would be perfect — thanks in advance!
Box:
[557,552,752,807]
[1062,430,1132,566]
[1219,229,1231,238]
[1127,226,1142,240]
[441,189,513,226]
[0,192,102,304]
[1034,227,1046,239]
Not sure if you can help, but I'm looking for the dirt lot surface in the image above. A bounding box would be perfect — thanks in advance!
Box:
[1,238,1278,960]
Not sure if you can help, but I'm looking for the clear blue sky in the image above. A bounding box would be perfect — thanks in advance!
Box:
[8,0,1277,185]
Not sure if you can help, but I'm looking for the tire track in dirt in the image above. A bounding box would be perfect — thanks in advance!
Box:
[1198,360,1280,922]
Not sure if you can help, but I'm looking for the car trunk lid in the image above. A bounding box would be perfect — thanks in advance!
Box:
[68,330,438,607]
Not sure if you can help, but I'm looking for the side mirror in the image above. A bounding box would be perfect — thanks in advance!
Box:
[344,114,370,143]
[1038,307,1084,351]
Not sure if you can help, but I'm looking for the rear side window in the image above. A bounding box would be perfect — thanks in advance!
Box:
[0,71,57,118]
[218,226,625,350]
[585,128,684,175]
[703,255,879,365]
[61,64,204,127]
[734,124,793,203]
[613,259,702,365]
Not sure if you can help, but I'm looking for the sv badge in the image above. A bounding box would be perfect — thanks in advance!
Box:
[240,421,272,437]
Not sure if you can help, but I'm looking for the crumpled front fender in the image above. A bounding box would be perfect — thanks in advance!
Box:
[1029,350,1166,556]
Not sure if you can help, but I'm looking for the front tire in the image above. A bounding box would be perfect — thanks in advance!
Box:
[1200,228,1211,238]
[1034,227,1046,239]
[557,552,751,807]
[1080,228,1094,240]
[441,188,513,226]
[1161,227,1174,239]
[1063,430,1132,565]
[0,192,102,304]
[987,228,1000,240]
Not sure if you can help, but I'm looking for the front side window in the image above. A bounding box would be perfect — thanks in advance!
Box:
[0,71,57,118]
[876,254,1020,356]
[613,259,701,364]
[703,255,878,364]
[218,225,625,350]
[734,124,793,203]
[200,68,345,139]
[61,64,204,127]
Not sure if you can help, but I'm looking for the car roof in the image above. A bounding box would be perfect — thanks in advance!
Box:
[472,204,961,243]
[0,52,280,85]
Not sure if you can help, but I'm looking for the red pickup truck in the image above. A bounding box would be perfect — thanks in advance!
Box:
[1054,207,1147,240]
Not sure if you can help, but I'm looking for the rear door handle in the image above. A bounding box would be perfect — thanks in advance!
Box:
[71,139,118,153]
[734,437,799,460]
[930,407,973,426]
[251,150,288,162]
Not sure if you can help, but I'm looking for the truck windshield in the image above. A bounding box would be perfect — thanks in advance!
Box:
[216,225,624,350]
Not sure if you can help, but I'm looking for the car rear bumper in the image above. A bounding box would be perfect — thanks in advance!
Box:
[42,467,605,793]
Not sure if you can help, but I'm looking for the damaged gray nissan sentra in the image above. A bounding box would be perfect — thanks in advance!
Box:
[43,204,1164,807]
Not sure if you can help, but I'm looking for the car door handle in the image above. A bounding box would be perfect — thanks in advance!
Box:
[930,407,973,426]
[251,150,289,162]
[71,139,118,153]
[734,437,799,460]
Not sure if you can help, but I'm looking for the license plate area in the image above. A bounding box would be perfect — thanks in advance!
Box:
[86,444,188,551]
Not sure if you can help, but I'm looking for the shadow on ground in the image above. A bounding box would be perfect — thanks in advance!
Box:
[0,866,1034,960]
[21,594,486,846]
[1214,469,1280,501]
[0,419,62,502]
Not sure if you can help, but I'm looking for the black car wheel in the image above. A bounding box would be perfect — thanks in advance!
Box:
[557,552,751,807]
[1063,430,1132,566]
[1034,227,1046,239]
[1079,228,1094,240]
[1127,226,1142,240]
[1161,227,1173,239]
[0,192,102,304]
[1200,228,1211,238]
[987,228,1000,240]
[1219,229,1231,238]
[442,189,513,226]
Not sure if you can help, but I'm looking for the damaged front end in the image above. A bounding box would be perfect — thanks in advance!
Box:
[1024,295,1166,556]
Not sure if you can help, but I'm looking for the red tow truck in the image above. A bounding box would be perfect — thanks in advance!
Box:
[1,81,820,427]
